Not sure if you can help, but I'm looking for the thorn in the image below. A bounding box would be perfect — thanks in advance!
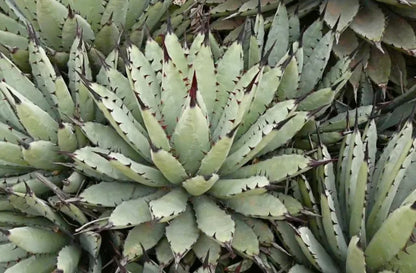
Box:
[76,28,84,50]
[67,5,74,19]
[353,107,359,132]
[293,2,300,16]
[7,88,21,104]
[295,87,316,105]
[274,115,296,130]
[309,158,337,168]
[244,71,260,94]
[202,250,210,268]
[374,42,384,54]
[52,63,62,77]
[93,151,113,161]
[284,214,307,224]
[257,0,261,14]
[140,243,150,262]
[260,40,276,66]
[24,181,32,195]
[107,12,114,25]
[203,29,210,47]
[348,44,362,61]
[135,94,148,110]
[95,52,111,71]
[346,107,351,130]
[307,104,328,118]
[166,16,173,34]
[162,36,171,62]
[17,139,30,150]
[234,261,243,273]
[75,70,90,86]
[189,71,198,107]
[203,174,213,181]
[226,125,240,138]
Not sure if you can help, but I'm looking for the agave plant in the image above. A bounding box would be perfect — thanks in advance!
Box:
[0,0,193,72]
[0,177,103,273]
[207,0,416,108]
[321,0,416,90]
[273,117,416,273]
[74,26,350,271]
[0,11,352,270]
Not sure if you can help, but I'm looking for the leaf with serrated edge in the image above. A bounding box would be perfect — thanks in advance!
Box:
[349,0,385,42]
[8,191,70,232]
[346,236,366,273]
[0,83,58,142]
[193,196,234,245]
[108,152,170,187]
[225,193,287,219]
[320,191,348,261]
[0,243,27,263]
[155,238,174,267]
[79,182,155,207]
[36,0,67,49]
[227,154,311,182]
[149,188,188,222]
[79,231,101,258]
[231,218,259,257]
[365,202,416,270]
[298,31,334,96]
[193,234,221,265]
[182,174,219,196]
[209,176,269,199]
[382,12,416,54]
[151,148,188,184]
[56,245,82,273]
[198,132,235,176]
[7,226,68,253]
[109,191,165,228]
[295,227,341,273]
[3,254,56,273]
[323,0,359,37]
[123,222,165,261]
[166,208,199,263]
[172,91,210,174]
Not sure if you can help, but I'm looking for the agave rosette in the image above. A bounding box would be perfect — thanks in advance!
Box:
[0,28,115,273]
[0,15,350,271]
[0,181,102,273]
[0,0,192,72]
[75,28,338,271]
[208,0,416,108]
[273,118,416,273]
[321,0,416,102]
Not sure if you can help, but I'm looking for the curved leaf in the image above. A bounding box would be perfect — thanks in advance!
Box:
[224,193,287,220]
[193,196,234,245]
